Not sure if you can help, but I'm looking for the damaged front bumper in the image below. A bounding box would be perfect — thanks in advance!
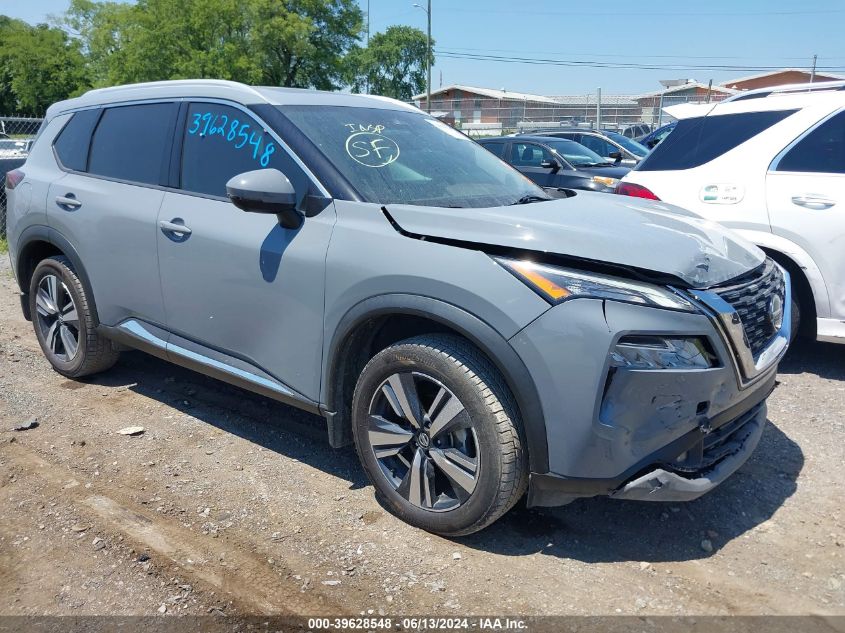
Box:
[610,401,765,502]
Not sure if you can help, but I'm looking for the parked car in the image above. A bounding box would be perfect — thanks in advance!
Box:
[6,80,790,535]
[521,128,648,166]
[0,138,32,158]
[621,123,652,139]
[638,121,677,149]
[479,135,629,192]
[618,80,844,344]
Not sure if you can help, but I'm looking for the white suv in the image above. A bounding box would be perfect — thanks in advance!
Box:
[617,81,845,344]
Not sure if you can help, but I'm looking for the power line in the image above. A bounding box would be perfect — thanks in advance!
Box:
[434,49,845,73]
[439,45,840,63]
[437,7,845,17]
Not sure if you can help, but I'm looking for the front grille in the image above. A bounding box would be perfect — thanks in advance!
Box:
[713,259,785,357]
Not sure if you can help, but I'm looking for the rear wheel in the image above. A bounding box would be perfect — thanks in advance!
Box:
[29,256,120,378]
[351,334,527,536]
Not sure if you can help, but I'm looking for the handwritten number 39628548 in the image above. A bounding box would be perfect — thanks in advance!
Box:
[188,112,276,168]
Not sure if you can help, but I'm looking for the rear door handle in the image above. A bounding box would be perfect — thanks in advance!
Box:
[791,195,836,210]
[55,195,81,210]
[159,219,192,237]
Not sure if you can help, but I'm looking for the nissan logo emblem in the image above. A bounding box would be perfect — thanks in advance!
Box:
[769,293,784,330]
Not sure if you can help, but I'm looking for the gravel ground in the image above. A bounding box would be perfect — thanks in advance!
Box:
[0,254,843,617]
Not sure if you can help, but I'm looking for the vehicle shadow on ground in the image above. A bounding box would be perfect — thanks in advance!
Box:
[86,350,370,491]
[86,343,808,563]
[458,419,802,562]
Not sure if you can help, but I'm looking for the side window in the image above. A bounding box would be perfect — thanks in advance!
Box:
[580,135,613,156]
[481,141,505,158]
[88,103,176,185]
[53,109,100,172]
[88,103,177,185]
[776,111,845,175]
[180,103,309,199]
[639,109,797,171]
[511,142,550,166]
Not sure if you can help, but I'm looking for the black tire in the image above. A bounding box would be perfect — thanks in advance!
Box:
[789,296,801,344]
[29,256,120,378]
[351,334,528,536]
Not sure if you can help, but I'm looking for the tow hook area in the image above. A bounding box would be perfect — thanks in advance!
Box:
[611,404,765,502]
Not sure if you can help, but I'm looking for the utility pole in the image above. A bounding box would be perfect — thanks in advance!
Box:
[366,0,370,94]
[596,87,601,130]
[413,1,432,113]
[706,79,713,103]
[810,54,817,83]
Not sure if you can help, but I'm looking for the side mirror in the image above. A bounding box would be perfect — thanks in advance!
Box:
[609,151,623,164]
[539,158,560,171]
[226,168,304,230]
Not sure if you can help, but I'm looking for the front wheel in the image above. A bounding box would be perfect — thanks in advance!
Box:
[351,334,528,536]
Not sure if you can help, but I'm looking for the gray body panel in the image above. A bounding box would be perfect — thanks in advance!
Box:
[48,173,167,325]
[156,192,335,400]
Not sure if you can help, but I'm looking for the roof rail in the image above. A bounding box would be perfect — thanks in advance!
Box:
[724,80,845,103]
[80,79,270,103]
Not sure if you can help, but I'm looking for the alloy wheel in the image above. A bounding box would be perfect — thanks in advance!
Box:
[35,274,80,362]
[367,371,480,512]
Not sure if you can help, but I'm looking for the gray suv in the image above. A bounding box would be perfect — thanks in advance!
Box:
[5,80,791,536]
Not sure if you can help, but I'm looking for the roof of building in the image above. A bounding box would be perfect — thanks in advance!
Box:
[634,81,736,100]
[412,84,560,103]
[48,79,419,118]
[720,68,845,88]
[547,95,639,106]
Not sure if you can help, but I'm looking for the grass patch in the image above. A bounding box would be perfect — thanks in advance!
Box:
[0,237,7,253]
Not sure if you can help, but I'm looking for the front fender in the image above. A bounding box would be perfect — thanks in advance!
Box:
[323,293,550,474]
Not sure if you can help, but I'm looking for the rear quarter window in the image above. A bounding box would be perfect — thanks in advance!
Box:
[53,109,101,172]
[637,109,798,171]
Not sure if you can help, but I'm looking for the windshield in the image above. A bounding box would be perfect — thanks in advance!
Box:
[278,105,545,208]
[603,131,649,157]
[544,139,607,167]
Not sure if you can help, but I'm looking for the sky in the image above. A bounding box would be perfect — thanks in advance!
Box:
[3,0,845,95]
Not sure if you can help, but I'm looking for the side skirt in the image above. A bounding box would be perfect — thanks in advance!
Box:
[98,319,322,417]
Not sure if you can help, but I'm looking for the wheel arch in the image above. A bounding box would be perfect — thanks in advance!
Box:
[15,225,99,325]
[323,294,549,473]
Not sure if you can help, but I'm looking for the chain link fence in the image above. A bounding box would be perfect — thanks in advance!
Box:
[1,116,43,239]
[410,92,731,138]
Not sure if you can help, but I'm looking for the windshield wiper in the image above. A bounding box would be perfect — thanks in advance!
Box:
[575,162,614,168]
[510,194,551,205]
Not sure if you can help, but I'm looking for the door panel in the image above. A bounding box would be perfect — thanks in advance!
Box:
[766,110,845,320]
[156,101,334,401]
[47,174,166,326]
[156,194,335,400]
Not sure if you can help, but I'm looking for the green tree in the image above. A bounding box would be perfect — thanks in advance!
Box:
[346,25,433,100]
[65,0,363,90]
[0,16,89,114]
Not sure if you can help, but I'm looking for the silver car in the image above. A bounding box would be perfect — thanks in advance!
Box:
[4,80,790,535]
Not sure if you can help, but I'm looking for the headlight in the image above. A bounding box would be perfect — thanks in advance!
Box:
[610,336,717,369]
[591,175,619,188]
[495,257,696,312]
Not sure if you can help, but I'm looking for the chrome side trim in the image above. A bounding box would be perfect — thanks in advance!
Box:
[688,267,792,388]
[113,319,312,406]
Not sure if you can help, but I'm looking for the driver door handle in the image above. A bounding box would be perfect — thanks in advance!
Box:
[159,219,192,236]
[791,195,836,210]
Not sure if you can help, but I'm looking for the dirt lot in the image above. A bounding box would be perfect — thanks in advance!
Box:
[0,254,843,618]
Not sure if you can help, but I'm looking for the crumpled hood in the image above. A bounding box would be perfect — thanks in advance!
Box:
[385,193,765,288]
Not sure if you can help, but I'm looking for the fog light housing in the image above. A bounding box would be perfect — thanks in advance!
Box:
[610,336,717,370]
